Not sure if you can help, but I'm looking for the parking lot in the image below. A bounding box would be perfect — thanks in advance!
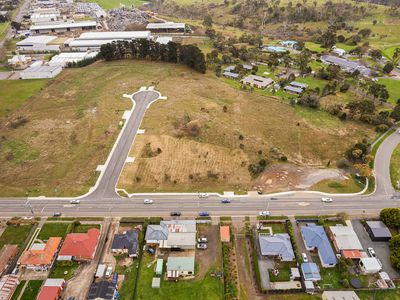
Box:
[351,220,399,279]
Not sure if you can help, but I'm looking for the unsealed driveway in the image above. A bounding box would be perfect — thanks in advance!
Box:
[352,219,399,279]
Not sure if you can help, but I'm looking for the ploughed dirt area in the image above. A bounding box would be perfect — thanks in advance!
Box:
[252,164,347,193]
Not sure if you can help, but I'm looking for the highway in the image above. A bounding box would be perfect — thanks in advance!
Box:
[0,89,399,218]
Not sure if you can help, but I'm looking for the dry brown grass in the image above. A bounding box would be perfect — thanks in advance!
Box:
[116,60,374,193]
[0,60,375,195]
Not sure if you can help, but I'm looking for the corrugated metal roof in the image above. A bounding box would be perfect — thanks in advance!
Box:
[167,256,194,272]
[78,31,151,40]
[31,21,97,30]
[146,22,186,29]
[16,35,57,45]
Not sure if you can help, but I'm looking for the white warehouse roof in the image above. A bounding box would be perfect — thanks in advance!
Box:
[77,31,151,40]
[16,35,57,46]
[30,21,97,31]
[68,39,119,48]
[146,22,186,29]
[49,51,98,66]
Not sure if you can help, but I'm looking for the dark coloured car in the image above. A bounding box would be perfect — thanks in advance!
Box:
[53,212,62,217]
[221,199,231,203]
[170,211,182,216]
[198,212,209,217]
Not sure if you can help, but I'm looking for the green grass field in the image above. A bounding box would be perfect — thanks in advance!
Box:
[390,143,400,189]
[20,280,43,300]
[86,0,146,9]
[378,78,400,104]
[0,225,33,249]
[0,80,48,118]
[49,261,79,280]
[311,176,365,194]
[37,222,72,240]
[136,253,224,300]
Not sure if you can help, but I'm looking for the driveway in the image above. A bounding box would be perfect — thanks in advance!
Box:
[351,219,399,279]
[291,219,312,262]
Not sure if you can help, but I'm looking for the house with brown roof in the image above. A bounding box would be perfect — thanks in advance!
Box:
[0,245,18,276]
[58,228,100,261]
[19,237,61,271]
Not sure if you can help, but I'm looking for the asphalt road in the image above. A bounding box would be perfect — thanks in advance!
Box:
[0,0,30,47]
[0,90,399,218]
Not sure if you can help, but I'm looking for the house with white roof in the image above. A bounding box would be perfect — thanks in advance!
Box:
[359,257,382,274]
[16,35,59,52]
[328,225,363,256]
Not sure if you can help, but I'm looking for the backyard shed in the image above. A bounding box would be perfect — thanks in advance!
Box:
[365,221,392,241]
[152,277,161,288]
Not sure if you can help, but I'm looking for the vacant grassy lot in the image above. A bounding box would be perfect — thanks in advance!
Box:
[0,80,48,118]
[37,222,71,240]
[0,62,131,197]
[0,224,33,249]
[20,280,43,300]
[116,61,373,193]
[136,253,224,300]
[311,176,364,194]
[390,144,400,189]
[378,78,400,104]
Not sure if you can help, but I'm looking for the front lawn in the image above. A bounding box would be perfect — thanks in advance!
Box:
[260,222,286,234]
[310,176,365,194]
[268,267,290,282]
[390,144,400,189]
[49,261,79,280]
[20,280,43,300]
[37,222,72,240]
[136,253,224,300]
[0,225,33,249]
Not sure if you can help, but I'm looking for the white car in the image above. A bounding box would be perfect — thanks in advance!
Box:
[199,193,209,198]
[70,199,80,204]
[367,247,376,257]
[105,266,112,278]
[144,199,153,204]
[259,211,271,217]
[22,216,34,220]
[321,197,333,203]
[302,253,308,263]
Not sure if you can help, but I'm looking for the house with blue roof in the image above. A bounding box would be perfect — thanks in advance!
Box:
[301,262,321,281]
[301,223,337,268]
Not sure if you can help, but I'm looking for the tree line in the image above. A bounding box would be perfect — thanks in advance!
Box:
[99,39,206,73]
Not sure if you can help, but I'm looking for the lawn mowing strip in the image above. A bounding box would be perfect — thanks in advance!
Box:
[257,215,289,221]
[132,221,148,300]
[369,128,395,168]
[10,280,26,300]
[285,221,301,264]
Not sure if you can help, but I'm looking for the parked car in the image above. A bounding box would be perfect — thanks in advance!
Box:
[53,212,62,217]
[197,237,208,243]
[221,199,231,203]
[199,193,209,198]
[259,211,270,217]
[198,212,209,217]
[270,197,278,200]
[170,211,181,216]
[70,199,80,204]
[22,216,33,220]
[105,266,112,278]
[367,247,376,257]
[147,247,155,255]
[321,197,333,203]
[302,253,308,263]
[197,243,207,250]
[143,199,153,204]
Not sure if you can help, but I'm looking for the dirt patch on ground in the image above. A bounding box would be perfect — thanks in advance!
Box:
[253,164,346,193]
[196,225,220,278]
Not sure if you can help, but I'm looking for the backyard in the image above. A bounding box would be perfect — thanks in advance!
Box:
[49,261,80,280]
[135,253,224,300]
[72,223,100,233]
[19,280,43,300]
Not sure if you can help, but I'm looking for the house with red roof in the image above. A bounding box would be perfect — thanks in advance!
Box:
[57,228,100,261]
[37,279,65,300]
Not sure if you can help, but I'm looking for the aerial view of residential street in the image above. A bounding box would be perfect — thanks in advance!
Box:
[1,0,400,299]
